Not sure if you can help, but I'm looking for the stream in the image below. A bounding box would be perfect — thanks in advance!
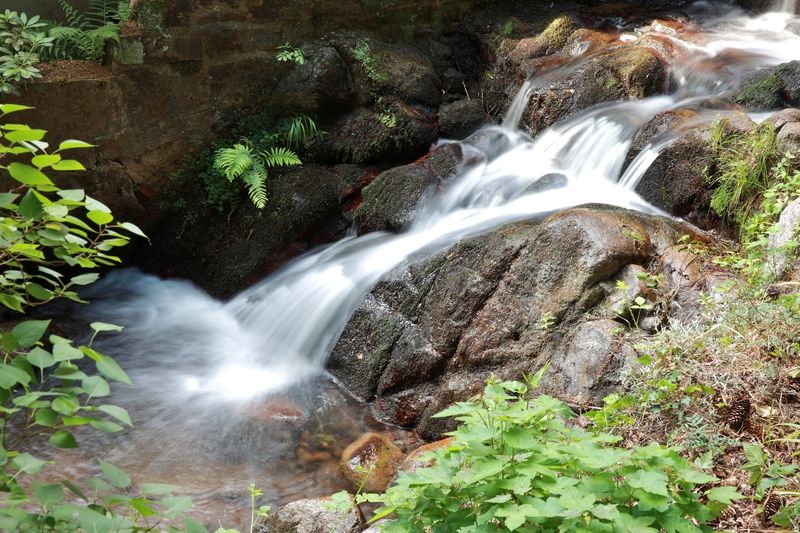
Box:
[31,0,800,528]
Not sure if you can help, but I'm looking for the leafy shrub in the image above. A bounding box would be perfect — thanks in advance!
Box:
[0,104,204,531]
[368,370,736,532]
[0,10,54,94]
[45,0,130,61]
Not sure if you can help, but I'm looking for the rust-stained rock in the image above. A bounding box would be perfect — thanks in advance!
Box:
[339,432,404,492]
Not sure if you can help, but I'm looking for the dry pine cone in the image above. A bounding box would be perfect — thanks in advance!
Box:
[763,490,783,523]
[725,397,751,432]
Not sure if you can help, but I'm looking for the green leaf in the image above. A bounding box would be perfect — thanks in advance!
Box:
[625,469,670,497]
[5,129,46,142]
[71,273,101,286]
[18,188,43,219]
[8,162,53,186]
[33,482,65,506]
[141,483,181,495]
[616,513,658,533]
[51,395,80,416]
[49,429,78,449]
[26,282,53,301]
[119,221,148,240]
[11,320,50,348]
[12,452,47,475]
[31,154,61,168]
[90,419,124,433]
[87,210,113,226]
[99,460,131,489]
[161,495,193,518]
[504,512,526,531]
[0,104,34,115]
[57,139,94,151]
[35,408,57,426]
[91,322,124,333]
[183,516,209,533]
[53,341,84,362]
[706,486,745,505]
[97,404,132,427]
[26,347,55,369]
[82,375,111,397]
[51,159,85,171]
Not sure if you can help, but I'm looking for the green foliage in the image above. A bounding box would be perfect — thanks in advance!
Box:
[45,0,130,61]
[213,143,300,209]
[0,105,203,532]
[275,42,304,65]
[710,154,800,285]
[0,10,54,95]
[707,121,777,230]
[367,371,733,532]
[352,41,388,86]
[196,113,317,212]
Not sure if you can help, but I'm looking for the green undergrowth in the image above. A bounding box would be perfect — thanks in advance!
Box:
[707,121,778,233]
[336,369,740,532]
[589,154,800,530]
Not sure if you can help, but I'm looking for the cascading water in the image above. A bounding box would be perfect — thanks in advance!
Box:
[42,1,800,525]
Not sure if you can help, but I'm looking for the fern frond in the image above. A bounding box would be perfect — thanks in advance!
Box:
[58,0,87,29]
[86,0,113,27]
[261,146,301,168]
[214,144,257,181]
[86,23,120,43]
[116,1,133,23]
[241,162,268,209]
[48,25,82,39]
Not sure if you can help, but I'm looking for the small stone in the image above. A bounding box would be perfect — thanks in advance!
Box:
[256,496,364,533]
[340,433,405,492]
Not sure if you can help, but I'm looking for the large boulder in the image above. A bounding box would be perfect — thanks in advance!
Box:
[733,61,800,111]
[329,206,705,438]
[624,109,755,217]
[269,43,358,114]
[255,496,364,533]
[522,44,666,133]
[310,100,438,164]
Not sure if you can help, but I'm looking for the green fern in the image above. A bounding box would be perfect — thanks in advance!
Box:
[262,146,302,167]
[213,144,300,209]
[45,0,124,60]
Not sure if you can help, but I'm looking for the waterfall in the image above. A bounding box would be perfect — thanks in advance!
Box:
[80,2,800,415]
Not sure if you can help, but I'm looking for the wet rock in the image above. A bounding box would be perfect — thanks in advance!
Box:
[595,264,655,322]
[769,107,800,154]
[507,15,579,64]
[256,495,364,533]
[139,163,343,297]
[340,433,405,492]
[331,206,703,438]
[439,99,487,139]
[766,197,800,279]
[354,142,464,234]
[397,437,454,475]
[541,319,637,405]
[523,45,665,134]
[269,44,357,114]
[734,61,800,110]
[311,100,438,164]
[625,110,754,216]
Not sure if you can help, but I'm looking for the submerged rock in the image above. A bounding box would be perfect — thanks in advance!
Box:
[340,432,405,492]
[256,495,364,533]
[330,206,705,438]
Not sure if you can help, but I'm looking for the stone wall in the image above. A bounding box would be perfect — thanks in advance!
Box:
[14,0,485,229]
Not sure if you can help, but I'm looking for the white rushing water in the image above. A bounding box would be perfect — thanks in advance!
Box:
[82,2,800,418]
